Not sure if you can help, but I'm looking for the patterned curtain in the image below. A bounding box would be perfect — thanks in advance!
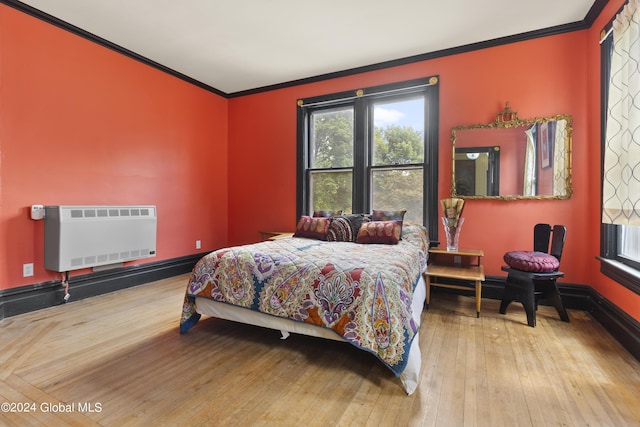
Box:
[603,0,640,225]
[553,119,567,196]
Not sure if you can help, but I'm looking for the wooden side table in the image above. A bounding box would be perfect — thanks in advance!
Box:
[424,248,485,317]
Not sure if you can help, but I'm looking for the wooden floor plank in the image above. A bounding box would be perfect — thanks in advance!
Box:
[415,309,451,426]
[505,318,564,427]
[436,313,465,426]
[0,275,639,426]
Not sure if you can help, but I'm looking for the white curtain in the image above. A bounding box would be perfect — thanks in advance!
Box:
[523,126,537,196]
[603,0,640,225]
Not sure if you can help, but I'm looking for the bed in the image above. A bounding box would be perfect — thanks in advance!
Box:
[179,221,429,395]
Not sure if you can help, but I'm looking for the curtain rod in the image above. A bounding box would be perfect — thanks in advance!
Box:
[297,81,436,108]
[600,0,629,44]
[600,26,614,44]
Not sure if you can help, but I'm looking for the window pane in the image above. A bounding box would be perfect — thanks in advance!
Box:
[619,225,640,263]
[371,168,423,224]
[372,98,424,166]
[310,170,353,213]
[310,107,354,168]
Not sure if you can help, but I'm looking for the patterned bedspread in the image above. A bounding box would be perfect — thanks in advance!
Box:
[180,224,429,376]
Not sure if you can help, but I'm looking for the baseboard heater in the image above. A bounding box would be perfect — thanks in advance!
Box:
[44,205,157,272]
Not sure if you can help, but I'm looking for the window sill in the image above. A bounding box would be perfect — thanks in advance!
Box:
[597,257,640,295]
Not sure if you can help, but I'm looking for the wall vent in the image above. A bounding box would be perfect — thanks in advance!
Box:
[44,205,157,272]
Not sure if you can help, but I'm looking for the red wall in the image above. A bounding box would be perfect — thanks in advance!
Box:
[0,5,229,290]
[2,2,638,323]
[227,12,639,322]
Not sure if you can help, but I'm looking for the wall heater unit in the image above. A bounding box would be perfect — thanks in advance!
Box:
[44,205,157,272]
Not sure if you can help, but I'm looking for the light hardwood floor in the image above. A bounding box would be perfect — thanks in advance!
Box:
[1,274,639,426]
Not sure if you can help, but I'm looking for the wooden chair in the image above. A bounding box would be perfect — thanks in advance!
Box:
[499,224,570,327]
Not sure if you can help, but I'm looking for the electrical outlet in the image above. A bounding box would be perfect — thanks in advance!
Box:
[454,256,462,265]
[23,263,34,277]
[196,240,201,249]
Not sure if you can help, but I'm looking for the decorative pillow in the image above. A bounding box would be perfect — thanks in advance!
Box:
[327,217,352,242]
[293,216,332,240]
[327,214,372,242]
[503,251,560,272]
[346,214,371,240]
[355,220,403,245]
[371,209,406,222]
[312,210,343,218]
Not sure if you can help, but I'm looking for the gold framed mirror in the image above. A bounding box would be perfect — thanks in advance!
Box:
[451,103,573,200]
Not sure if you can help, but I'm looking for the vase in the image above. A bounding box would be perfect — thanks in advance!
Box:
[441,217,464,251]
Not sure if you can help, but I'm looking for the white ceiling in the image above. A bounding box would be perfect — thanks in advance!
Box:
[15,0,598,95]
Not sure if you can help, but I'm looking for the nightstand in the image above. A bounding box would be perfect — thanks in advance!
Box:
[424,248,485,317]
[260,231,294,241]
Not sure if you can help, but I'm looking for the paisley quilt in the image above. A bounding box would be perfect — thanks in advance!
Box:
[180,224,429,376]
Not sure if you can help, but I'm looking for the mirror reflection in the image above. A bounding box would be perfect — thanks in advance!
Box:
[454,146,500,196]
[451,103,573,200]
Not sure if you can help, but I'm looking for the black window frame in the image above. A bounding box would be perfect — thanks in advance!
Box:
[296,76,440,242]
[599,24,640,295]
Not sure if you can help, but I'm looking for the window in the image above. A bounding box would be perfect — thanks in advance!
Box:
[619,225,640,270]
[599,6,640,294]
[297,76,439,238]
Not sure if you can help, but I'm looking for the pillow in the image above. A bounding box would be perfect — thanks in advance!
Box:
[327,217,352,242]
[293,216,332,240]
[327,214,371,242]
[312,210,343,218]
[355,220,403,245]
[345,214,371,240]
[371,209,406,222]
[503,251,560,273]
